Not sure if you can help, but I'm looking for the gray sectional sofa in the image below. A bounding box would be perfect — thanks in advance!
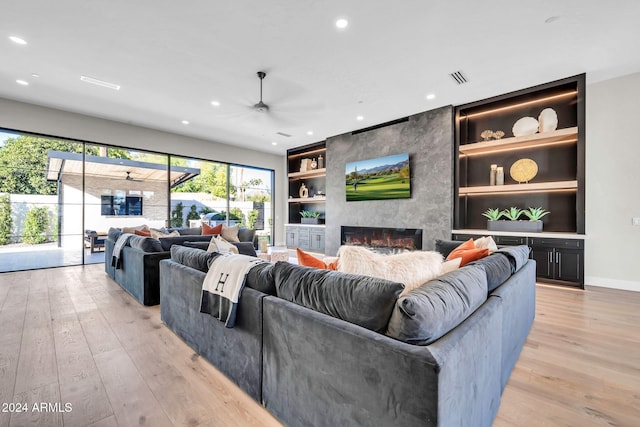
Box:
[104,226,256,305]
[159,241,536,427]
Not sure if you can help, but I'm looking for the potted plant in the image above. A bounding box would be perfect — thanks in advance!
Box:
[300,210,322,224]
[485,206,548,232]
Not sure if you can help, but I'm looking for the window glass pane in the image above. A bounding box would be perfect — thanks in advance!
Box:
[229,165,274,245]
[0,130,84,271]
[170,157,229,229]
[84,144,169,252]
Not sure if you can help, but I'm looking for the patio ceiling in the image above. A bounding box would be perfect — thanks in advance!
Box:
[46,150,200,187]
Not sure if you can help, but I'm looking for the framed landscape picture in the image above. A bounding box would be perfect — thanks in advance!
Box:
[345,153,411,201]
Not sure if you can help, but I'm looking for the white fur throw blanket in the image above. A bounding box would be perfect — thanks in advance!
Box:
[337,246,443,296]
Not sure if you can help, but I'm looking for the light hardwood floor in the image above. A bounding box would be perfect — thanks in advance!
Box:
[0,264,638,426]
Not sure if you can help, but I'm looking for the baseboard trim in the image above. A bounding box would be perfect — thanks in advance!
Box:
[585,276,640,292]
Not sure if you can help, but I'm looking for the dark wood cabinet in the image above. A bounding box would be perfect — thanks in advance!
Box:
[528,237,583,285]
[451,233,584,288]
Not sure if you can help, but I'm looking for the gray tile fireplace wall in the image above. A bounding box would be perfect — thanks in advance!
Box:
[325,105,454,255]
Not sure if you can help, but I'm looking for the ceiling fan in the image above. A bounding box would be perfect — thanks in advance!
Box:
[125,171,143,182]
[253,71,269,113]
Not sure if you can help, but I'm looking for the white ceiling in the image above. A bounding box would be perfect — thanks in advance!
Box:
[1,1,639,155]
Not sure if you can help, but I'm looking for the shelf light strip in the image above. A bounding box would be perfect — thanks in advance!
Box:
[459,188,577,196]
[459,138,578,157]
[460,91,577,119]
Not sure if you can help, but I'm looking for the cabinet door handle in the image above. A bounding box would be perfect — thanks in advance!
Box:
[557,253,562,277]
[548,252,552,263]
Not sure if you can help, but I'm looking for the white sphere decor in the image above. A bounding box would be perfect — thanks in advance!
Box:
[538,108,558,132]
[512,117,539,137]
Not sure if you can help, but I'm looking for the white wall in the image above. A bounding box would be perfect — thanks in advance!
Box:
[0,97,287,245]
[585,72,640,291]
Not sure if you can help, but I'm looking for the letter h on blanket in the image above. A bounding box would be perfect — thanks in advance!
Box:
[200,254,264,328]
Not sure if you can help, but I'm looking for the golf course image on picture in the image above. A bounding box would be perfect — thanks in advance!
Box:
[345,153,411,201]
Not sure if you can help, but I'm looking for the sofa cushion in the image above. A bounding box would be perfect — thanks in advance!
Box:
[238,227,256,243]
[272,262,404,333]
[176,227,202,236]
[202,223,223,235]
[494,245,531,273]
[149,228,180,239]
[122,224,149,234]
[158,235,213,251]
[127,235,164,252]
[337,245,443,296]
[182,241,210,251]
[446,239,489,266]
[435,239,463,258]
[208,235,239,254]
[222,224,240,242]
[245,262,276,295]
[233,242,257,257]
[108,227,123,242]
[134,228,152,237]
[467,253,513,293]
[170,245,221,273]
[386,264,488,345]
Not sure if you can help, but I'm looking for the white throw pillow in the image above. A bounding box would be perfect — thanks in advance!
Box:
[337,245,443,296]
[206,236,219,253]
[474,236,498,252]
[150,228,179,239]
[213,235,239,254]
[440,257,462,275]
[222,224,240,242]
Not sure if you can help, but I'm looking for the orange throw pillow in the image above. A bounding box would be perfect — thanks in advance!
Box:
[446,238,489,266]
[296,248,327,269]
[134,228,151,237]
[202,223,223,235]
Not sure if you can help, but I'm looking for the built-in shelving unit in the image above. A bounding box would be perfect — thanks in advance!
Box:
[286,141,326,253]
[454,74,585,287]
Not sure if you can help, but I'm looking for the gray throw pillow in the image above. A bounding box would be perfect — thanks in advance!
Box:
[467,253,512,293]
[128,235,163,252]
[170,245,220,273]
[272,262,404,333]
[386,264,488,345]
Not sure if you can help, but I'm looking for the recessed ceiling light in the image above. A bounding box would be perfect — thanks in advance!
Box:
[307,131,313,136]
[356,115,364,121]
[211,100,220,107]
[426,93,436,100]
[16,79,29,86]
[9,36,27,45]
[181,120,189,125]
[80,75,120,90]
[271,142,278,146]
[31,73,40,78]
[335,18,349,29]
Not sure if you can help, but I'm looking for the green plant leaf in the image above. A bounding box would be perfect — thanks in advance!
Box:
[481,208,503,221]
[501,207,523,221]
[523,207,550,221]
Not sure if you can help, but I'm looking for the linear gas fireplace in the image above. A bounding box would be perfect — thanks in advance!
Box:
[341,226,423,253]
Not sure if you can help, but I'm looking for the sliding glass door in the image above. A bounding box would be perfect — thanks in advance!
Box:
[0,130,85,271]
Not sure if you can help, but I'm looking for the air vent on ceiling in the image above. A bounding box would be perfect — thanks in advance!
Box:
[276,132,292,137]
[449,70,468,85]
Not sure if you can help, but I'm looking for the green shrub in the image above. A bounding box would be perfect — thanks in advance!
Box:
[22,207,49,244]
[171,202,184,227]
[247,209,258,229]
[187,204,200,221]
[0,194,12,245]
